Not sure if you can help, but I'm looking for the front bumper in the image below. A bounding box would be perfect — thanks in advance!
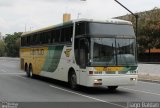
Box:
[86,74,138,87]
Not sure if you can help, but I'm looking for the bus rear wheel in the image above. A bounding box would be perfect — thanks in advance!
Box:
[69,72,78,90]
[25,64,30,77]
[108,86,118,91]
[29,65,33,78]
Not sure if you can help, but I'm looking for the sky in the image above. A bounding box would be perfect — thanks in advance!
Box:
[0,0,160,35]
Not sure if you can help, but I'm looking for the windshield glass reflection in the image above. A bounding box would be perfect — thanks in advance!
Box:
[90,37,136,66]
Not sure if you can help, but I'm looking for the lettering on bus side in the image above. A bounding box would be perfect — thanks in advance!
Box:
[31,49,44,55]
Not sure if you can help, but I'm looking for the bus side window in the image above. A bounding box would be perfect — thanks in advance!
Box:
[35,34,40,45]
[21,37,24,46]
[61,28,65,42]
[39,33,43,44]
[30,35,33,45]
[55,29,60,42]
[47,31,51,44]
[32,34,36,45]
[61,25,73,43]
[27,35,31,46]
[51,30,55,43]
[44,32,47,44]
[24,37,27,46]
[66,26,73,43]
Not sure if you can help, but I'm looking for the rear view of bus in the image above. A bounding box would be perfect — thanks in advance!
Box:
[74,19,138,90]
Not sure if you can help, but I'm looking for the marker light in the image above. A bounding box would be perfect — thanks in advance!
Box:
[130,78,136,81]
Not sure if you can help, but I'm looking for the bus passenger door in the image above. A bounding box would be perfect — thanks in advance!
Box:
[74,38,89,85]
[79,38,89,85]
[79,38,89,69]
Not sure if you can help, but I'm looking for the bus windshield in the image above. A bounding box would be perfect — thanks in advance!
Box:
[75,21,137,67]
[90,38,136,66]
[89,22,135,36]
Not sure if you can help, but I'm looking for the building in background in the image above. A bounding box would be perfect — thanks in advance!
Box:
[63,13,71,23]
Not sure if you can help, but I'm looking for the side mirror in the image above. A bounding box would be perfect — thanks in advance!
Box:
[71,38,73,42]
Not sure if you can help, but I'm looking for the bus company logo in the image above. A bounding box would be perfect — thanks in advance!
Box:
[64,49,72,57]
[31,49,44,55]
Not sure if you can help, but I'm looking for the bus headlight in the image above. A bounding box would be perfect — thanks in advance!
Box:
[130,78,136,81]
[94,79,102,86]
[94,79,102,82]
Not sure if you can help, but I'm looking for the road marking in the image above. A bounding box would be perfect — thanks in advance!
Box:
[0,97,8,103]
[120,87,160,96]
[0,73,25,75]
[49,85,126,108]
[15,75,27,79]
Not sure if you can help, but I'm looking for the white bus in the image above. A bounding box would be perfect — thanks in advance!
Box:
[20,19,138,90]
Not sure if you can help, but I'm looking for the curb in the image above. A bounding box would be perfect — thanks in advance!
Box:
[138,79,160,84]
[138,73,160,84]
[0,57,19,61]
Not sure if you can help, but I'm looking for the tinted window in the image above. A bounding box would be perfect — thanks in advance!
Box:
[47,31,52,43]
[32,34,36,45]
[21,37,25,46]
[51,30,55,43]
[61,26,73,43]
[75,22,88,36]
[35,34,40,44]
[27,36,30,45]
[21,23,73,46]
[55,29,60,42]
[89,23,135,36]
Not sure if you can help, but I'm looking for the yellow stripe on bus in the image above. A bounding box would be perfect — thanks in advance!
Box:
[95,67,123,72]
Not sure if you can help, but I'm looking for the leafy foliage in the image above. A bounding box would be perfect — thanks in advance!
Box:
[0,40,6,56]
[117,8,160,53]
[4,32,22,57]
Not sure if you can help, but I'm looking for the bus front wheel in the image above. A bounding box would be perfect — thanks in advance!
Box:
[69,72,78,90]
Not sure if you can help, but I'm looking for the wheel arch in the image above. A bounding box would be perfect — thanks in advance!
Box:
[25,63,28,71]
[68,67,76,82]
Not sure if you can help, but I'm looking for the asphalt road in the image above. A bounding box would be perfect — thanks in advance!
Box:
[0,58,160,108]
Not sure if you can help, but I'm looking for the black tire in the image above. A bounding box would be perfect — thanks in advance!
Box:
[25,65,30,77]
[29,65,33,78]
[108,86,118,91]
[69,72,78,90]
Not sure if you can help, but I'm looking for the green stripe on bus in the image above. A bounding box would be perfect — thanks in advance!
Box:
[42,45,64,72]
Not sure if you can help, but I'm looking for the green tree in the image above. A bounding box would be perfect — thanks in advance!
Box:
[138,13,160,52]
[5,32,22,57]
[117,8,160,52]
[0,40,6,56]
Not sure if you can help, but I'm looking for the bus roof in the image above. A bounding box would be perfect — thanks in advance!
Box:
[21,18,132,37]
